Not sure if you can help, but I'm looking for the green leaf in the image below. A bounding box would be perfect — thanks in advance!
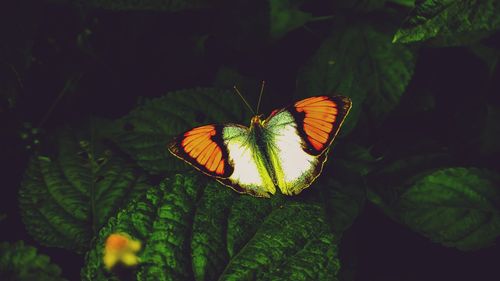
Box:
[19,126,151,253]
[0,241,66,281]
[297,20,415,133]
[321,177,366,236]
[112,88,251,174]
[332,143,376,177]
[393,0,500,45]
[225,195,273,257]
[367,148,455,213]
[82,174,341,281]
[220,206,338,280]
[396,167,500,250]
[269,0,312,40]
[320,143,371,235]
[191,180,238,281]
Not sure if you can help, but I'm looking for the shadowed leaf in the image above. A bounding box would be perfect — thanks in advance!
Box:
[112,88,251,174]
[269,0,311,40]
[19,126,151,253]
[393,0,500,45]
[297,20,415,133]
[371,167,500,251]
[0,241,66,281]
[320,143,372,235]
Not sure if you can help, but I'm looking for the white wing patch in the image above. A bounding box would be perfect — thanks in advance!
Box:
[222,126,276,197]
[265,111,324,195]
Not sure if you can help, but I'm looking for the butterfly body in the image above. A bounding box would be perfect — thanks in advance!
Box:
[168,96,351,197]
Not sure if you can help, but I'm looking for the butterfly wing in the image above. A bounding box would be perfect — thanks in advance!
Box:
[168,125,230,177]
[264,96,351,195]
[168,124,276,197]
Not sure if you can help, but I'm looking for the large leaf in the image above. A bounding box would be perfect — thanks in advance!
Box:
[377,167,500,251]
[393,0,500,45]
[19,126,151,253]
[0,241,66,281]
[367,150,456,209]
[112,88,251,174]
[321,177,366,236]
[82,174,341,281]
[320,143,372,235]
[269,0,311,40]
[297,20,415,133]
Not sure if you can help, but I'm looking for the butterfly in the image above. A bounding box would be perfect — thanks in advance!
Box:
[168,95,352,197]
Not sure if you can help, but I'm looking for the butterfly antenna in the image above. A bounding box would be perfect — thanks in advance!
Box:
[233,85,255,115]
[256,80,265,114]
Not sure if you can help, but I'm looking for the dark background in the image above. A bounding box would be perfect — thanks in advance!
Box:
[1,0,499,280]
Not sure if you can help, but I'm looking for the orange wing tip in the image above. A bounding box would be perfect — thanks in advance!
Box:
[184,125,216,136]
[295,96,329,107]
[294,95,353,153]
[168,125,228,177]
[103,233,142,270]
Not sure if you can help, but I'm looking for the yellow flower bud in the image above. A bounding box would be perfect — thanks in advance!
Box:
[103,233,142,270]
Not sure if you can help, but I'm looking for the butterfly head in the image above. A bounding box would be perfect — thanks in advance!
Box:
[250,115,265,127]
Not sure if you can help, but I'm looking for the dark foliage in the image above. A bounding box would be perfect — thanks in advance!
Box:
[1,0,499,280]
